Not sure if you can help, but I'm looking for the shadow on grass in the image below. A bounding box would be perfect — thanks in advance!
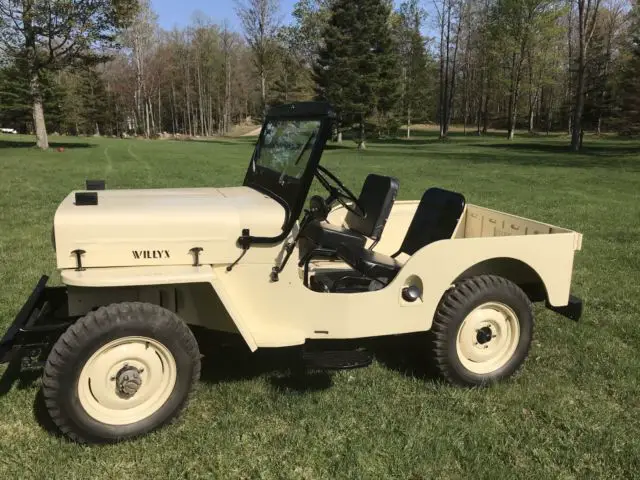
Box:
[473,141,640,157]
[191,136,258,146]
[33,389,64,439]
[366,333,440,381]
[0,356,42,395]
[196,334,333,394]
[196,330,439,389]
[0,358,63,439]
[324,143,353,150]
[0,139,95,149]
[465,142,640,170]
[341,129,510,146]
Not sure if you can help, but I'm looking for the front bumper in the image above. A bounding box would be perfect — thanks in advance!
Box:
[0,276,71,364]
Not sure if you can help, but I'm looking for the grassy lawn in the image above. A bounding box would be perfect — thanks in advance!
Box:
[0,131,639,479]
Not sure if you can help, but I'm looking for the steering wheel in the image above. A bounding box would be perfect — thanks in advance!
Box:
[314,165,364,216]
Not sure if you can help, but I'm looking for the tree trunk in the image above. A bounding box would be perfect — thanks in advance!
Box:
[571,0,601,151]
[571,60,586,151]
[260,68,267,115]
[445,5,463,133]
[158,89,162,133]
[31,74,49,149]
[477,59,485,135]
[224,54,231,135]
[507,45,525,140]
[208,95,213,137]
[358,119,366,149]
[171,82,177,135]
[197,64,205,136]
[527,85,535,134]
[507,52,518,140]
[407,107,411,139]
[438,0,448,139]
[482,92,489,134]
[528,105,535,133]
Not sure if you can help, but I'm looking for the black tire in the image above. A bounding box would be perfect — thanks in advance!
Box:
[42,302,201,444]
[430,275,533,387]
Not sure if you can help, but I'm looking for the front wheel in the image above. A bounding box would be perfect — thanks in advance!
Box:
[430,275,534,387]
[42,302,201,443]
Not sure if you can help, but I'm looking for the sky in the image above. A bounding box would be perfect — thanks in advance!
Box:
[150,0,427,32]
[151,0,298,31]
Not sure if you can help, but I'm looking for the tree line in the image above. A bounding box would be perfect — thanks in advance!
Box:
[1,0,639,151]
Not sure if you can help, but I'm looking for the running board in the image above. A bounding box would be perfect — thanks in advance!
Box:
[302,348,373,370]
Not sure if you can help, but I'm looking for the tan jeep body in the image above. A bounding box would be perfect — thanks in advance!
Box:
[55,189,582,352]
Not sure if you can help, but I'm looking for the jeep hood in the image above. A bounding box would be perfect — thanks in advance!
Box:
[53,186,286,269]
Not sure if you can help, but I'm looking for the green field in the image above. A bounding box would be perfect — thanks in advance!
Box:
[0,131,639,479]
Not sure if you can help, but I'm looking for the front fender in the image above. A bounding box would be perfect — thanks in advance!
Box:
[61,265,258,351]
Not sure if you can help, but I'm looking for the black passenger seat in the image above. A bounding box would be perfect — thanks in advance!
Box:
[336,187,466,283]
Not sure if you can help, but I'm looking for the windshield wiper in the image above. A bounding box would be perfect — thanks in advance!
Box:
[278,133,317,185]
[294,132,316,166]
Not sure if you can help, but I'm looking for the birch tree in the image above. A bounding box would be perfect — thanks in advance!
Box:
[235,0,281,114]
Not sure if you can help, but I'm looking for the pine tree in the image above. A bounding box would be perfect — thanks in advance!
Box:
[0,62,32,130]
[0,59,63,134]
[313,0,399,148]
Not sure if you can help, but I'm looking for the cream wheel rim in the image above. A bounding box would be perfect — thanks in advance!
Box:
[77,336,177,425]
[456,302,520,375]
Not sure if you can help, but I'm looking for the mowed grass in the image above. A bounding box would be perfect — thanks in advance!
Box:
[0,131,639,479]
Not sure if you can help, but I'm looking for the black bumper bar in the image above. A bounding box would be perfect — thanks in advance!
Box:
[0,276,72,364]
[546,294,583,321]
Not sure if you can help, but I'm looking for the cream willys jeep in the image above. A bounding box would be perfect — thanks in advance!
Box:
[0,102,583,443]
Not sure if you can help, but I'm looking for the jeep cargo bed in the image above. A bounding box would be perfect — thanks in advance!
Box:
[454,204,583,249]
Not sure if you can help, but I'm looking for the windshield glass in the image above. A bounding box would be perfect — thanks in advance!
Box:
[257,119,321,182]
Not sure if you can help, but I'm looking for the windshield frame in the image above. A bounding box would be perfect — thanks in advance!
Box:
[243,102,334,245]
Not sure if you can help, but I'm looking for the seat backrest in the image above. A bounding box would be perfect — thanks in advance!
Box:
[344,174,400,241]
[396,187,466,256]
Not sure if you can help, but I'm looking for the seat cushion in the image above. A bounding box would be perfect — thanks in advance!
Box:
[302,220,367,251]
[337,244,400,280]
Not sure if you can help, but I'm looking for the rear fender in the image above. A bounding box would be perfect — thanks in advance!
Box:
[390,232,579,330]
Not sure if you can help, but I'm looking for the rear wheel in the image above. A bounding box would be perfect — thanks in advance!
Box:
[42,302,200,443]
[430,275,533,386]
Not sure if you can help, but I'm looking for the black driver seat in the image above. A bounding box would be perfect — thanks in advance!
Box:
[301,173,400,251]
[336,187,466,282]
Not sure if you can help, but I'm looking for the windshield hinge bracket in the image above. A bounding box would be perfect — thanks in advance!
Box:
[270,241,297,282]
[227,229,251,272]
